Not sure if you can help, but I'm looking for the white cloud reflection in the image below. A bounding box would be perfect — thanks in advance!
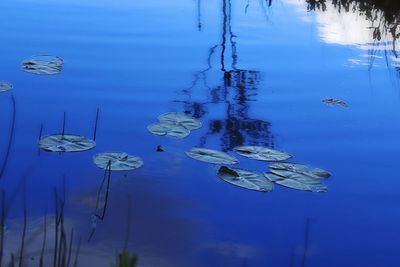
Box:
[285,0,400,68]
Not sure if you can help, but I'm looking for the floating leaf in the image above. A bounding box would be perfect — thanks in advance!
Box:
[38,134,95,152]
[93,152,143,171]
[158,112,202,130]
[147,122,190,139]
[264,171,327,192]
[0,81,12,92]
[22,55,63,75]
[218,166,273,192]
[269,162,331,179]
[147,112,201,139]
[185,148,239,165]
[322,98,348,108]
[234,146,291,162]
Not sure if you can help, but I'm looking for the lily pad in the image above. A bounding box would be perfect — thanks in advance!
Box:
[234,146,292,162]
[322,98,348,108]
[264,171,327,192]
[218,166,273,192]
[269,162,331,179]
[38,134,95,152]
[93,152,144,171]
[158,112,202,130]
[147,122,190,139]
[22,55,63,75]
[185,148,239,165]
[0,81,12,92]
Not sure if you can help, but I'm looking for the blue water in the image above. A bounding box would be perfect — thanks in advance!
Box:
[1,0,400,266]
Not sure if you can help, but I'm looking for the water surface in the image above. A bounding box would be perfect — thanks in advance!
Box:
[1,0,400,266]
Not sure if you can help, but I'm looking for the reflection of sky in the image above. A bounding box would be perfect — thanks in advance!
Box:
[1,0,400,267]
[285,0,400,69]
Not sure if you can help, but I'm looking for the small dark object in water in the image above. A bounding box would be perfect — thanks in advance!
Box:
[156,145,164,152]
[322,98,348,108]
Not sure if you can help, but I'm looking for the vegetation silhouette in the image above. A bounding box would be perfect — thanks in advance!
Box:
[178,0,274,152]
[306,0,400,54]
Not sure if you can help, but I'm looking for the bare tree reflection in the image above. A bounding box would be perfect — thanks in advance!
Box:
[178,0,274,151]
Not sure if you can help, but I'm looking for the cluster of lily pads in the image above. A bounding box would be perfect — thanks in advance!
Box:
[9,55,145,172]
[146,113,332,193]
[4,54,332,192]
[184,146,331,193]
[38,126,144,172]
[147,112,202,138]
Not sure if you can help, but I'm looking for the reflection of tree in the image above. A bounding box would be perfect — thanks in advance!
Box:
[306,0,400,55]
[178,0,273,151]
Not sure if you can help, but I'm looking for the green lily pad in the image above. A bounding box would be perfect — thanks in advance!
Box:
[38,134,95,152]
[269,162,331,179]
[234,146,292,162]
[158,112,202,130]
[0,81,12,92]
[22,55,63,75]
[147,122,190,139]
[218,166,273,192]
[185,148,239,165]
[93,152,144,171]
[264,171,327,192]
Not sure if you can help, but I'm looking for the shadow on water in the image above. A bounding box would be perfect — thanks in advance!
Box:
[178,0,274,151]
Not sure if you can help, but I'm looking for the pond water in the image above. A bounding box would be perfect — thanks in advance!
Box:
[1,0,400,266]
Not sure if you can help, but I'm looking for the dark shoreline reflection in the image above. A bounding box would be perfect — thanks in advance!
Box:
[177,0,274,151]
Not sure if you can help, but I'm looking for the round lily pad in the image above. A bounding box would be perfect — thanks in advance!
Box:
[185,148,239,165]
[22,55,63,75]
[264,171,327,192]
[218,166,273,192]
[38,134,96,152]
[147,122,190,139]
[0,81,12,92]
[269,162,331,179]
[234,146,292,162]
[93,152,144,171]
[158,112,202,130]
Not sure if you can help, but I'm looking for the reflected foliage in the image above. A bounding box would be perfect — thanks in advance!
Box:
[178,0,273,151]
[306,0,400,52]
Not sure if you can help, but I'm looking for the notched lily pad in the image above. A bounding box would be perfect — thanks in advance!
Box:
[322,98,348,108]
[147,122,190,139]
[22,55,63,75]
[0,81,12,92]
[185,148,239,165]
[218,166,273,192]
[38,134,95,152]
[269,162,331,179]
[234,146,292,162]
[264,171,327,192]
[93,152,144,171]
[158,112,202,130]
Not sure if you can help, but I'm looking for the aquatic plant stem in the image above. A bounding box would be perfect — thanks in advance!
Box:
[301,217,311,267]
[73,238,81,267]
[0,95,16,179]
[93,108,100,141]
[18,187,27,267]
[66,228,74,267]
[38,124,44,156]
[62,112,66,136]
[39,213,47,267]
[0,191,5,267]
